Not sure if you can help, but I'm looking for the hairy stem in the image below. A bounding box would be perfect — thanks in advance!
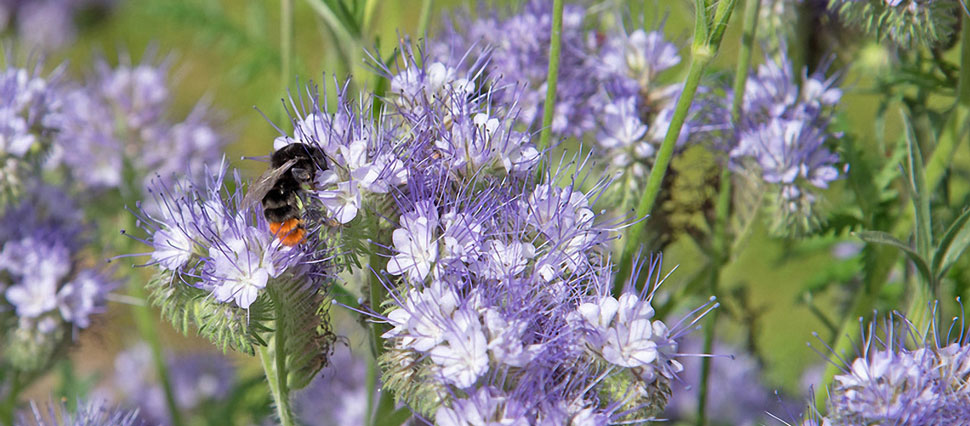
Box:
[259,293,295,426]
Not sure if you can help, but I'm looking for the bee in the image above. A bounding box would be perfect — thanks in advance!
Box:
[243,143,327,246]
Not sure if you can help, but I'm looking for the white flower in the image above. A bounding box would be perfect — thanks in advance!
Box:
[386,214,439,282]
[430,308,489,388]
[151,227,194,270]
[209,231,278,309]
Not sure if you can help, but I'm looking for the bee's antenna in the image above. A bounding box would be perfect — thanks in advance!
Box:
[241,155,272,163]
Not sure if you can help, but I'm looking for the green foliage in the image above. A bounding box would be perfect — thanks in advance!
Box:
[146,270,272,355]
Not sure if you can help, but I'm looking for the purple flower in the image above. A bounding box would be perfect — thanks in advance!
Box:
[18,398,143,426]
[377,155,713,421]
[0,63,63,160]
[136,161,322,310]
[808,309,970,424]
[54,53,226,191]
[429,0,597,137]
[0,182,113,332]
[730,51,843,234]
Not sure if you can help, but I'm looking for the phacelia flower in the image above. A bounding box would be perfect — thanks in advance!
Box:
[0,182,114,372]
[807,308,970,425]
[376,154,714,422]
[135,160,322,310]
[730,51,843,235]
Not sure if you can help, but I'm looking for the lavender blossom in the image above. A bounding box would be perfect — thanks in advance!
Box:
[807,309,970,424]
[0,182,114,371]
[377,155,715,422]
[730,51,843,235]
[55,54,225,191]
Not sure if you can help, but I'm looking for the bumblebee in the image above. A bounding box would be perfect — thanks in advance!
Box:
[244,143,327,246]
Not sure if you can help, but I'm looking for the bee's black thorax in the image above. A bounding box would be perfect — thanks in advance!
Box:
[263,143,327,223]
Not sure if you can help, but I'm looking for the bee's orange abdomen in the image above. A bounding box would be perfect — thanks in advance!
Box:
[269,218,305,246]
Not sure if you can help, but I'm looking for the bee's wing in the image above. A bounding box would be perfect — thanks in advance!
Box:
[241,158,299,210]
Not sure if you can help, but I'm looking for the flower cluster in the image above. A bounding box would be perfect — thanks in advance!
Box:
[55,54,225,191]
[829,0,962,48]
[376,154,710,422]
[808,311,970,424]
[0,55,224,197]
[730,51,843,235]
[136,161,323,311]
[0,182,114,372]
[430,0,596,138]
[429,4,728,209]
[0,62,64,198]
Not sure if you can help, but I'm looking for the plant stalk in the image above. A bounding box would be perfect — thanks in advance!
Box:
[535,0,565,162]
[697,1,757,423]
[258,293,295,426]
[281,0,292,93]
[129,271,184,426]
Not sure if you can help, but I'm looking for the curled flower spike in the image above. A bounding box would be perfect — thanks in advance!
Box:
[830,0,962,48]
[131,159,337,366]
[730,50,843,236]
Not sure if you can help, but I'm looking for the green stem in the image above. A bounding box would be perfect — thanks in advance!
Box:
[417,0,433,39]
[535,0,565,161]
[258,293,295,426]
[926,12,970,192]
[1,372,21,425]
[697,2,757,423]
[366,215,394,426]
[129,279,184,426]
[281,0,293,93]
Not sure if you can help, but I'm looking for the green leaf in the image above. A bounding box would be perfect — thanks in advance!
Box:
[146,270,273,355]
[374,407,412,426]
[902,113,932,258]
[933,208,970,279]
[854,230,932,283]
